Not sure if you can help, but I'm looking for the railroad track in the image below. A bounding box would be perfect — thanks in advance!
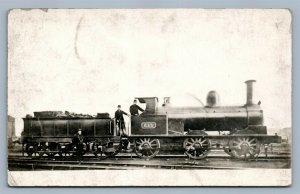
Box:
[8,154,291,171]
[8,157,242,170]
[8,152,291,160]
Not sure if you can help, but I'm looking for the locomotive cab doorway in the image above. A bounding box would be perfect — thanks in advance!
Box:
[114,118,130,136]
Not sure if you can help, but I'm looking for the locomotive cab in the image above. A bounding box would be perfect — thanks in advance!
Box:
[130,97,168,135]
[135,97,158,114]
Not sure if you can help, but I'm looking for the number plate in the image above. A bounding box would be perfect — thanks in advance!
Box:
[141,122,156,129]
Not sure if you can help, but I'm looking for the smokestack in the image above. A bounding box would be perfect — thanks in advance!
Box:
[245,80,256,105]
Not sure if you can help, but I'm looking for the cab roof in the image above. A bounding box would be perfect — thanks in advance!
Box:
[135,97,158,103]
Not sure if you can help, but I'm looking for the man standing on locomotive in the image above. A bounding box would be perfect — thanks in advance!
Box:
[129,99,144,116]
[115,105,130,136]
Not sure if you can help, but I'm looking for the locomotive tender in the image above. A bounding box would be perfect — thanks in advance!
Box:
[21,80,281,160]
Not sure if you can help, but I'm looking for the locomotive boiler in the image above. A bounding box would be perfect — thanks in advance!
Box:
[155,80,266,134]
[21,80,281,160]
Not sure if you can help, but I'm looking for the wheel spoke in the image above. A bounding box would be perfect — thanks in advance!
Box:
[249,143,256,147]
[150,139,156,144]
[187,140,194,145]
[136,140,142,145]
[232,144,240,148]
[200,139,207,144]
[233,140,240,145]
[185,142,192,146]
[248,138,256,144]
[193,150,197,156]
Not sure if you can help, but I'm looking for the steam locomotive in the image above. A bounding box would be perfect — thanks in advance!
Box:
[21,80,281,160]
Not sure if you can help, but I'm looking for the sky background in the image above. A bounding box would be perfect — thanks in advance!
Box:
[8,9,291,136]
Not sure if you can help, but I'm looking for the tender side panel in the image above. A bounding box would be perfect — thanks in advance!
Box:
[41,120,55,136]
[131,115,167,135]
[23,119,30,136]
[31,120,42,136]
[69,120,82,135]
[54,120,68,136]
[82,119,95,137]
[95,119,112,136]
[23,118,113,139]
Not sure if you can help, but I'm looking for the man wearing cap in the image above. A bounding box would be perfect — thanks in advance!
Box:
[115,105,130,136]
[72,128,84,161]
[130,99,144,116]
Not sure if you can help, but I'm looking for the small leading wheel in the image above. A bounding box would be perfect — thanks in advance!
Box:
[183,137,211,159]
[134,138,160,159]
[228,136,261,159]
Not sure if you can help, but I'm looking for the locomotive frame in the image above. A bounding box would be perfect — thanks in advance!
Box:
[21,80,282,160]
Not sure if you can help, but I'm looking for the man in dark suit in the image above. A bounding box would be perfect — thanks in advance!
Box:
[129,99,144,116]
[115,105,129,135]
[72,128,84,161]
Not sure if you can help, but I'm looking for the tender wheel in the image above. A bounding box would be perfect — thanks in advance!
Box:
[25,144,35,157]
[56,144,64,157]
[36,144,47,158]
[61,143,74,158]
[183,137,211,159]
[228,137,261,159]
[45,142,61,158]
[134,138,160,159]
